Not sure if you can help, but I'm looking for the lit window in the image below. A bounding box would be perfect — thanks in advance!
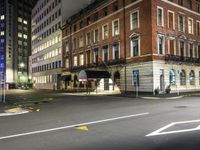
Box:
[23,20,28,25]
[112,19,119,36]
[79,54,84,66]
[18,17,22,22]
[169,69,176,85]
[23,34,27,39]
[18,33,22,38]
[73,56,77,67]
[0,31,4,36]
[0,15,5,20]
[102,24,109,40]
[65,59,69,68]
[188,18,194,34]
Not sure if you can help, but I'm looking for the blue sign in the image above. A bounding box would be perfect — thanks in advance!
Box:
[133,70,139,87]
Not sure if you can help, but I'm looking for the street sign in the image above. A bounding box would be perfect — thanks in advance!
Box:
[133,70,139,87]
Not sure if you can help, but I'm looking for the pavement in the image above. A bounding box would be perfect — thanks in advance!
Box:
[0,94,200,149]
[0,89,199,117]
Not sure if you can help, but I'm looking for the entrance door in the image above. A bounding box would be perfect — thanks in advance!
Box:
[160,69,164,92]
[104,79,109,91]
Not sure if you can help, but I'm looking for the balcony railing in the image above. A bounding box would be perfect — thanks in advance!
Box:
[165,54,200,64]
[70,58,126,72]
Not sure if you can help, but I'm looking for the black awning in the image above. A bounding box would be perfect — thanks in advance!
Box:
[61,75,71,81]
[78,70,111,80]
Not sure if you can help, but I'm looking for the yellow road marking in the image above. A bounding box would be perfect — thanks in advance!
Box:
[76,126,89,131]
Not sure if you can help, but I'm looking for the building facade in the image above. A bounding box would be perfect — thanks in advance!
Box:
[0,0,36,88]
[61,0,200,94]
[31,0,95,90]
[31,0,63,90]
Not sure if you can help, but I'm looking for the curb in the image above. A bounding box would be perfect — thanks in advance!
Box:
[141,95,184,100]
[0,107,29,117]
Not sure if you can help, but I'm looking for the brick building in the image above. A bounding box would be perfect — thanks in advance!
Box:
[61,0,200,94]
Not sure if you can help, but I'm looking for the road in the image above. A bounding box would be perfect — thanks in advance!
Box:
[0,92,200,150]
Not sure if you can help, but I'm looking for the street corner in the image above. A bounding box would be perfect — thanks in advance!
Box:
[0,107,30,117]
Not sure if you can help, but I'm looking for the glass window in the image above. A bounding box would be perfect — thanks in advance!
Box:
[73,38,77,49]
[197,21,200,36]
[189,43,194,58]
[94,29,99,43]
[131,11,139,30]
[189,70,195,85]
[102,24,109,39]
[102,45,109,62]
[180,70,186,85]
[188,18,194,34]
[79,54,84,66]
[169,69,176,85]
[65,59,69,68]
[157,7,164,26]
[66,41,70,52]
[112,19,119,36]
[113,43,119,60]
[168,38,175,55]
[79,35,84,47]
[94,48,99,64]
[86,32,91,46]
[0,15,5,20]
[178,14,184,32]
[158,35,165,55]
[131,36,139,57]
[73,56,77,67]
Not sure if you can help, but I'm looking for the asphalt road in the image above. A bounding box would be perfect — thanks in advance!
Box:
[1,92,200,150]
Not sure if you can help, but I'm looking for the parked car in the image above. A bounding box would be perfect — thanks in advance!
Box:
[20,85,29,90]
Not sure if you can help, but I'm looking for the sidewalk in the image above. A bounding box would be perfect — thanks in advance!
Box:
[62,90,187,100]
[0,102,29,117]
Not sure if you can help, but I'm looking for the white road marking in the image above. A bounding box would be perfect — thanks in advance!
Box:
[0,112,149,140]
[146,119,200,137]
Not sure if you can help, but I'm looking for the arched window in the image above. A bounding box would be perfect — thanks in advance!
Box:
[180,70,186,85]
[169,69,176,85]
[189,70,195,85]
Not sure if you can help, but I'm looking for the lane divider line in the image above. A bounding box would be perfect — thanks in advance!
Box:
[0,112,149,140]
